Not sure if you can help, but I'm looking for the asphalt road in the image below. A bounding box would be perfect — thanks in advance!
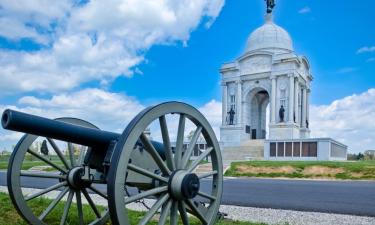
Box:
[1,171,374,217]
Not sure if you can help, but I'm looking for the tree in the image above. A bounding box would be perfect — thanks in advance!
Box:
[357,153,365,161]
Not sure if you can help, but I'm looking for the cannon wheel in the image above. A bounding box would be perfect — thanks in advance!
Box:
[7,118,109,225]
[108,102,223,225]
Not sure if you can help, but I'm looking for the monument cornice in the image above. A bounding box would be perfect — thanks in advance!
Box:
[222,79,238,84]
[220,66,238,73]
[237,50,274,62]
[272,56,299,65]
[241,73,270,81]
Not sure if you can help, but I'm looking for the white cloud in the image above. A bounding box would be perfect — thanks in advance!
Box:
[16,88,144,131]
[310,89,375,153]
[0,0,72,44]
[0,0,225,94]
[357,46,375,54]
[199,100,222,137]
[367,57,375,63]
[0,88,145,148]
[298,7,311,14]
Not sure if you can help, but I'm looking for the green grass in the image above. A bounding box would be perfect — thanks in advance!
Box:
[0,154,69,170]
[225,160,375,180]
[0,160,64,170]
[0,192,265,225]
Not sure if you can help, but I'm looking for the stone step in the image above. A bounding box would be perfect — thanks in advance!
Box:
[222,144,264,162]
[239,139,265,147]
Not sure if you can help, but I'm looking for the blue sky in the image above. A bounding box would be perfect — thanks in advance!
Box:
[107,0,375,106]
[0,0,374,153]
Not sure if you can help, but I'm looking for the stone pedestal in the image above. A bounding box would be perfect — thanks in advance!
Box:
[269,123,301,140]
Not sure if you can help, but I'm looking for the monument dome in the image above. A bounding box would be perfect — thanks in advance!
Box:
[245,14,293,53]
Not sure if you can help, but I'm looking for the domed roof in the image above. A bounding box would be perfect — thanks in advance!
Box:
[245,14,293,53]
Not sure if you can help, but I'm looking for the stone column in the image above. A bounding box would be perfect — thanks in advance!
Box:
[236,80,242,125]
[294,79,299,124]
[222,83,228,126]
[288,74,294,123]
[306,89,310,127]
[271,76,277,124]
[302,87,307,128]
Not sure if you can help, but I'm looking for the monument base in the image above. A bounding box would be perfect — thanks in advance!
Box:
[264,138,347,161]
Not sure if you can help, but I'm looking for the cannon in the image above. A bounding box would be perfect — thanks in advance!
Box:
[2,102,223,225]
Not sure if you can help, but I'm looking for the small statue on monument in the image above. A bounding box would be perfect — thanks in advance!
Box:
[279,105,285,122]
[228,107,236,125]
[306,119,309,128]
[265,0,276,14]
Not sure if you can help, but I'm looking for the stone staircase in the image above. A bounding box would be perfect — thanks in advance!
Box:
[194,140,265,176]
[222,139,264,164]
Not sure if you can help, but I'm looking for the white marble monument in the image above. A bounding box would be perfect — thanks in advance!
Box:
[220,8,347,161]
[221,14,312,147]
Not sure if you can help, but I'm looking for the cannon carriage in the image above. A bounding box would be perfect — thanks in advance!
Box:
[2,102,223,225]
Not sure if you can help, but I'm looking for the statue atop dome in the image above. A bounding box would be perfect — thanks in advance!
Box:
[265,0,276,14]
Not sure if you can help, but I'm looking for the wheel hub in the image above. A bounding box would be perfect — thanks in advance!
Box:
[67,167,91,190]
[168,170,200,200]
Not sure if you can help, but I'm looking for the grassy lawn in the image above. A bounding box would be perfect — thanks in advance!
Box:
[0,192,265,225]
[225,160,375,180]
[0,154,69,171]
[0,160,65,170]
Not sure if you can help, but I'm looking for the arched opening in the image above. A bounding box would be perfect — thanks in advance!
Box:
[244,88,270,140]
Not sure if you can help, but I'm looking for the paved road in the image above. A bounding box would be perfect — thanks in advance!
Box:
[1,171,374,217]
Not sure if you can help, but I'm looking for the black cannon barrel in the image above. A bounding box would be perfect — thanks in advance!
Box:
[2,109,121,148]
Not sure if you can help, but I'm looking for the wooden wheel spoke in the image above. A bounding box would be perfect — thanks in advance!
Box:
[68,143,76,167]
[76,191,84,225]
[47,138,70,170]
[39,187,69,221]
[140,133,171,176]
[159,115,176,171]
[128,163,168,183]
[175,114,186,169]
[170,201,178,225]
[138,193,169,225]
[198,191,217,201]
[25,181,67,201]
[181,126,202,169]
[21,171,65,179]
[60,190,74,225]
[198,170,218,179]
[88,186,108,199]
[27,149,67,173]
[158,199,172,225]
[82,189,101,218]
[124,186,167,204]
[185,199,208,225]
[178,201,189,225]
[187,147,213,173]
